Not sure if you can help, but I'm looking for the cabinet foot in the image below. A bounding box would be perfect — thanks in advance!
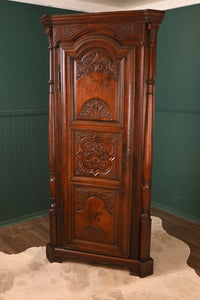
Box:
[130,258,153,278]
[46,243,63,263]
[46,244,153,277]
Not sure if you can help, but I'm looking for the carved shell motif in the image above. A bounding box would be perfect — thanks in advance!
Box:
[76,51,119,81]
[80,98,112,120]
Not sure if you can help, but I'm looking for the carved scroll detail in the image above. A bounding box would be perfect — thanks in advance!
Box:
[76,51,119,81]
[63,25,85,36]
[45,26,53,49]
[80,98,112,120]
[76,135,116,176]
[109,23,134,34]
[54,24,86,39]
[147,23,159,45]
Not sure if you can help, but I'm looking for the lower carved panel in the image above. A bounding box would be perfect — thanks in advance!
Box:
[75,196,114,243]
[80,225,109,243]
[73,187,119,246]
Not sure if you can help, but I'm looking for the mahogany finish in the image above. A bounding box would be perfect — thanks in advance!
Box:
[1,210,200,276]
[41,9,164,277]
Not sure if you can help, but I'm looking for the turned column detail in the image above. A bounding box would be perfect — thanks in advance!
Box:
[140,22,160,261]
[46,26,57,246]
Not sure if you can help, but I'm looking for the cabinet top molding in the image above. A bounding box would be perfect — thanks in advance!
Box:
[41,9,165,27]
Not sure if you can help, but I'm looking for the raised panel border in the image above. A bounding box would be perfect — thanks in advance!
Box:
[61,37,130,125]
[64,184,126,258]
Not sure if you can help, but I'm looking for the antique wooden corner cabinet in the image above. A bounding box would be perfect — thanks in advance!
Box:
[41,9,164,277]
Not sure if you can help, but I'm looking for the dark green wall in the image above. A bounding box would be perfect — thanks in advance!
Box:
[152,4,200,223]
[0,0,76,227]
[0,1,199,226]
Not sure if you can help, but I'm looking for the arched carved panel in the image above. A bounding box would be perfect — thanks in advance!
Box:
[71,43,127,124]
[79,98,112,120]
[76,51,119,81]
[76,188,116,216]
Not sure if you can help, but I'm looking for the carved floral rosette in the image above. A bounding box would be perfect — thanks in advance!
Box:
[76,135,116,177]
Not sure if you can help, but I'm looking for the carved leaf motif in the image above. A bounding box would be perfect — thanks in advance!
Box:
[63,25,85,36]
[54,24,85,39]
[80,98,112,120]
[147,23,159,45]
[109,23,134,34]
[76,51,119,81]
[77,189,115,216]
[77,135,116,176]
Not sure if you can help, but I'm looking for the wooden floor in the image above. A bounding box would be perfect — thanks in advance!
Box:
[0,207,199,276]
[151,207,200,276]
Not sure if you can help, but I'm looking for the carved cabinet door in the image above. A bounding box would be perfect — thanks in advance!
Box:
[55,32,140,258]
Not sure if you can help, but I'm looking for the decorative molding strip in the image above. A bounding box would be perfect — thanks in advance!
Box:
[54,24,86,39]
[109,23,134,34]
[152,202,200,225]
[155,108,200,115]
[0,108,48,118]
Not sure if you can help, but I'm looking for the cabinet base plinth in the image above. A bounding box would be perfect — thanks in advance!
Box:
[46,243,153,278]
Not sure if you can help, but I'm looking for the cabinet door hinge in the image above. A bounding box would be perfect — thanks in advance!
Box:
[60,203,64,226]
[57,64,61,91]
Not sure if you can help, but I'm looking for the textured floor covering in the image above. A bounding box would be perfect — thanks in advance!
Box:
[0,217,199,300]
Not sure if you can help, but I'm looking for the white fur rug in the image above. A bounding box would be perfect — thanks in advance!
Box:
[0,217,199,300]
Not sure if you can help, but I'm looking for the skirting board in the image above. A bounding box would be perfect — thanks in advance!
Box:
[152,202,200,224]
[0,209,48,229]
